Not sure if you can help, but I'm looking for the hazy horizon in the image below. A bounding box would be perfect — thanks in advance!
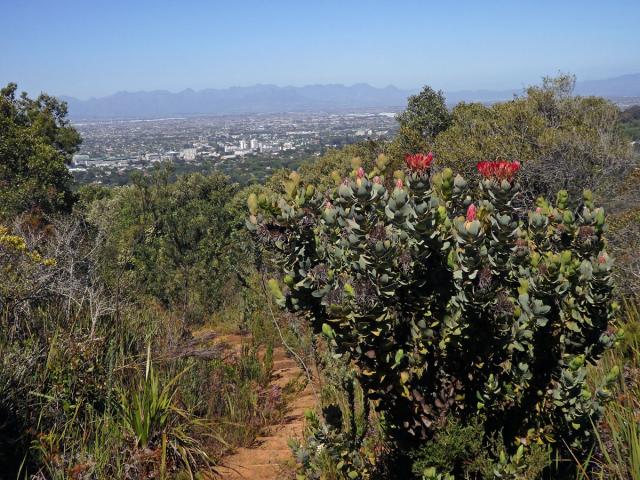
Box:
[2,0,639,99]
[51,73,636,102]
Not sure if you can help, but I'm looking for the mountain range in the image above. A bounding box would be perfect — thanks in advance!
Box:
[63,73,640,120]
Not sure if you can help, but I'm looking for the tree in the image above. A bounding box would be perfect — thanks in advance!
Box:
[0,83,81,218]
[395,86,452,153]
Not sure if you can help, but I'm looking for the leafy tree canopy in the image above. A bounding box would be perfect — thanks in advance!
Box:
[86,164,245,321]
[395,86,452,153]
[0,83,81,218]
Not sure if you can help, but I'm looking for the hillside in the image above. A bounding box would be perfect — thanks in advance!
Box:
[2,77,640,479]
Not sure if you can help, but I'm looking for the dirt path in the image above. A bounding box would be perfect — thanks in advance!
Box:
[213,335,316,480]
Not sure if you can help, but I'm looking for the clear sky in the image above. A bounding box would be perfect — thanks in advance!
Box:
[2,0,639,99]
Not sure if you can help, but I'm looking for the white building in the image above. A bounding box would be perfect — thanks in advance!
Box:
[72,154,90,166]
[163,151,179,161]
[181,148,197,161]
[239,140,248,150]
[250,138,259,150]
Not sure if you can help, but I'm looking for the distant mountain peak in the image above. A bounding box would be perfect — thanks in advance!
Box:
[63,74,640,121]
[64,83,413,120]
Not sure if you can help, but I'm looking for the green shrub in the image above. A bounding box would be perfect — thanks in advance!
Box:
[289,407,375,480]
[249,154,619,477]
[290,345,391,480]
[432,75,632,201]
[409,417,486,477]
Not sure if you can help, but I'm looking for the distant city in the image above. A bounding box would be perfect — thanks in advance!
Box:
[70,110,400,185]
[68,74,640,186]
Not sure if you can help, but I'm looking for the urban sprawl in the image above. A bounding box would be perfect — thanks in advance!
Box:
[71,111,400,184]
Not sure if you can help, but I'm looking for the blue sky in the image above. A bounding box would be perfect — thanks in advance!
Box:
[2,0,639,99]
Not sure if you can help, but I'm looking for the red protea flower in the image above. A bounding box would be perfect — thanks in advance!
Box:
[466,203,477,222]
[356,167,366,179]
[476,160,521,181]
[405,152,434,172]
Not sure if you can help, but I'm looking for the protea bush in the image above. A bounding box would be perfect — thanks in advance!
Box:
[247,153,620,478]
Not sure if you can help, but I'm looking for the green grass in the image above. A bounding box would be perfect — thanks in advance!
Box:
[580,298,640,479]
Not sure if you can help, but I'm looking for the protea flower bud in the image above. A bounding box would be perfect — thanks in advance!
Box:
[476,160,521,181]
[395,178,404,189]
[466,203,477,222]
[404,152,434,172]
[356,167,365,179]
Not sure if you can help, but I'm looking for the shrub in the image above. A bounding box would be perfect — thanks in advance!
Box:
[432,75,632,202]
[290,407,375,480]
[409,417,486,477]
[290,363,381,480]
[249,154,620,477]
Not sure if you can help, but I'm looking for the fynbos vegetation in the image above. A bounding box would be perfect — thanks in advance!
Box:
[249,152,622,477]
[1,73,639,479]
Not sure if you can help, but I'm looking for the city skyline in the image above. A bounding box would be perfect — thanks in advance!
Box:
[2,0,639,99]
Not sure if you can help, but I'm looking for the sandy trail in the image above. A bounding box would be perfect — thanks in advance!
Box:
[211,334,316,479]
